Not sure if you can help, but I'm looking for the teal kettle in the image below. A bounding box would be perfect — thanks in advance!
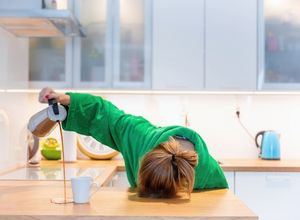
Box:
[255,130,280,160]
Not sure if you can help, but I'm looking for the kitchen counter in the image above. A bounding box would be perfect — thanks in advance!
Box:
[1,158,299,183]
[0,160,258,220]
[220,159,300,172]
[0,181,257,220]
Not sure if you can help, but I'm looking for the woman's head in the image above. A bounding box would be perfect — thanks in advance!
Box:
[138,137,198,198]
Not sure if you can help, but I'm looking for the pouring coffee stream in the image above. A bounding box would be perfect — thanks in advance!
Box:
[28,98,70,204]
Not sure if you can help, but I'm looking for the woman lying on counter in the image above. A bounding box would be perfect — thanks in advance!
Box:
[39,87,228,198]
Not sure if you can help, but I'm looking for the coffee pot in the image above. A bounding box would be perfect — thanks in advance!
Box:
[255,130,281,160]
[28,98,67,137]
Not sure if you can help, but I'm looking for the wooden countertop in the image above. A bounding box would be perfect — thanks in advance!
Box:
[0,160,258,220]
[0,181,257,220]
[220,159,300,172]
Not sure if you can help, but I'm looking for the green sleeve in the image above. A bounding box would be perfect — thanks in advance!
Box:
[62,93,156,153]
[62,93,120,151]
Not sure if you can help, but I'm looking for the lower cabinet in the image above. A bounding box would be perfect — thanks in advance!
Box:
[224,171,235,192]
[105,169,300,219]
[108,171,236,191]
[235,172,300,220]
[109,171,129,187]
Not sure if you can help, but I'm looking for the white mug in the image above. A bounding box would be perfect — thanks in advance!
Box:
[71,176,99,204]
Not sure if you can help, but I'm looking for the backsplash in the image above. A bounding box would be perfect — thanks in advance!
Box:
[0,28,28,172]
[0,92,30,171]
[30,92,300,159]
[1,91,300,172]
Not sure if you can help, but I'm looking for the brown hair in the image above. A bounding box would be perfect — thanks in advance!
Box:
[138,137,198,198]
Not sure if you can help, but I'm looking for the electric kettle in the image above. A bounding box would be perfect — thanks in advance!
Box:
[28,98,67,137]
[255,130,280,160]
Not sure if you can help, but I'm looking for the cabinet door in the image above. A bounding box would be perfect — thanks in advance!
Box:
[224,171,234,192]
[74,0,151,89]
[205,0,257,90]
[0,29,28,89]
[112,0,152,89]
[152,0,205,90]
[0,0,41,9]
[235,172,300,220]
[73,0,110,88]
[258,0,300,90]
[29,38,72,88]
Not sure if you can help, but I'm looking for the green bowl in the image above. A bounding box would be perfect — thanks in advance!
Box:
[41,149,61,160]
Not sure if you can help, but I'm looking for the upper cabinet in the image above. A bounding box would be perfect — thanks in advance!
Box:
[152,0,205,90]
[73,0,109,88]
[258,0,300,90]
[205,0,257,90]
[29,37,73,88]
[3,0,300,91]
[73,0,151,89]
[28,0,152,89]
[0,28,28,89]
[152,0,257,91]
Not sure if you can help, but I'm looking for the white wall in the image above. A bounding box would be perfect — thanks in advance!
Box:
[0,90,299,173]
[0,29,29,171]
[108,93,300,160]
[25,92,300,161]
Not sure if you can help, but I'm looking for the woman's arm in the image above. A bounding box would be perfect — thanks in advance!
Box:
[38,88,156,153]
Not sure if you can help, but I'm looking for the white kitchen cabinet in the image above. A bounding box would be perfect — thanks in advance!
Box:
[152,0,205,90]
[27,0,151,89]
[73,0,109,88]
[73,0,152,89]
[29,38,73,88]
[109,171,234,192]
[205,0,257,90]
[152,0,257,91]
[108,171,130,187]
[19,0,261,90]
[0,0,41,9]
[0,29,28,89]
[258,0,300,90]
[235,172,300,220]
[111,0,152,89]
[224,171,234,192]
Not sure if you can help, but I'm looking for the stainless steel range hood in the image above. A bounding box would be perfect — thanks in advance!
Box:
[0,9,85,37]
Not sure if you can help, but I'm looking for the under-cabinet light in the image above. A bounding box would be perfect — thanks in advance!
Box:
[2,89,300,96]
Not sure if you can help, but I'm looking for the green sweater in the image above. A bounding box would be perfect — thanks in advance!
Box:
[62,93,228,189]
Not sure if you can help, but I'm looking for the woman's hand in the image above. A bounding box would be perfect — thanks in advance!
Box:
[38,87,70,106]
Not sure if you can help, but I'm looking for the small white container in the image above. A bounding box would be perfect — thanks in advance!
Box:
[62,131,77,162]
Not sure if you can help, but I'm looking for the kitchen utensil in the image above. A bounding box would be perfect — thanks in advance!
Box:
[27,98,67,137]
[255,130,280,160]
